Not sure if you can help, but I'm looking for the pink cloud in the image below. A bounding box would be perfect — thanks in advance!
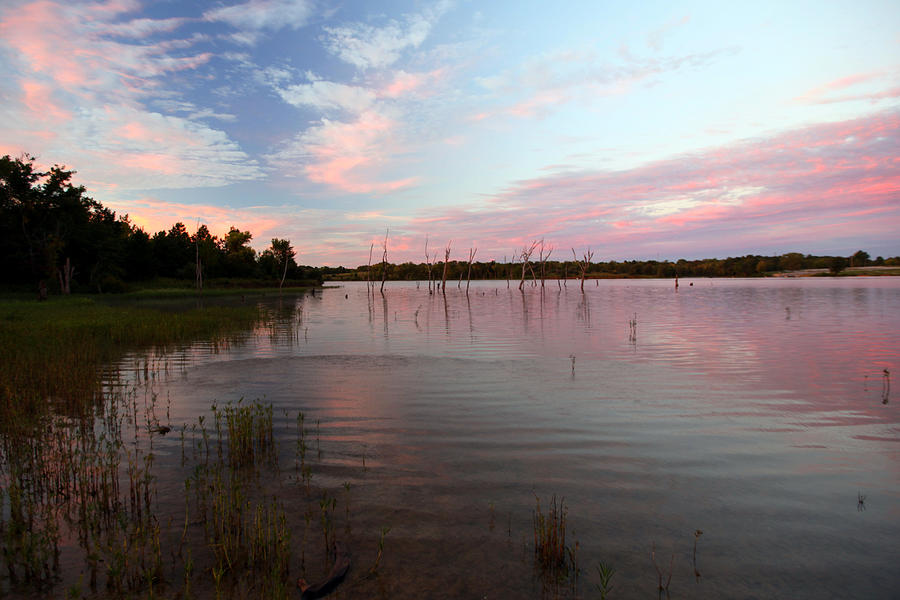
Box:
[384,110,900,263]
[792,72,899,105]
[0,1,259,191]
[116,198,283,246]
[118,153,182,175]
[269,109,418,194]
[21,79,70,122]
[379,68,445,98]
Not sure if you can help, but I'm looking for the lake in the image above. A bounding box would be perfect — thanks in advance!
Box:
[35,277,899,599]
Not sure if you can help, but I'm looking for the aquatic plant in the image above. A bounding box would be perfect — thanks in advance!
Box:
[651,543,674,597]
[532,494,569,573]
[370,525,391,574]
[0,297,263,418]
[596,561,616,599]
[214,398,276,470]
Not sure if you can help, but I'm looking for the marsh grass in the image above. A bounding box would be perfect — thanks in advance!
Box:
[533,494,568,572]
[0,297,264,416]
[215,399,276,470]
[531,492,584,598]
[0,296,305,598]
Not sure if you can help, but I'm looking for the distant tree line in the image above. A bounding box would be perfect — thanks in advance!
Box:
[3,153,896,294]
[340,249,897,283]
[0,154,324,294]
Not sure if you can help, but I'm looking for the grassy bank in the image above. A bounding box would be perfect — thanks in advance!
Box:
[0,295,276,416]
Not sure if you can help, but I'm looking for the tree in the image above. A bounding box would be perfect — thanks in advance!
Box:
[829,256,848,274]
[192,224,223,287]
[519,241,538,290]
[572,248,594,291]
[0,153,115,292]
[380,229,388,293]
[270,238,296,290]
[153,222,194,278]
[851,250,870,267]
[781,252,805,272]
[441,241,452,292]
[223,227,256,277]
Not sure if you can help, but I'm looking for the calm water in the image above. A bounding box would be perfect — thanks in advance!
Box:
[130,278,899,599]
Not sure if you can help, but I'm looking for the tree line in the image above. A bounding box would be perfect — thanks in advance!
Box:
[343,249,897,284]
[3,153,896,295]
[1,154,326,294]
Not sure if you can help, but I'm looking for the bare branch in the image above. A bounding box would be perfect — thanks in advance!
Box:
[519,240,539,290]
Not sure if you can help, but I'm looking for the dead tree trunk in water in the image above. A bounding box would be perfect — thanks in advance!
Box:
[441,241,451,293]
[380,230,388,293]
[466,247,477,293]
[367,243,374,290]
[425,235,434,293]
[538,240,552,288]
[572,248,594,292]
[519,241,538,291]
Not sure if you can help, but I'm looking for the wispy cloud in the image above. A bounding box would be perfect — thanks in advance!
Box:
[322,1,451,70]
[277,76,376,113]
[0,0,263,191]
[267,109,418,194]
[263,5,453,194]
[476,43,739,119]
[792,72,900,105]
[204,0,315,32]
[646,15,690,52]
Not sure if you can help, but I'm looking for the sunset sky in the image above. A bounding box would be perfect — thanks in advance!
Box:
[1,0,898,266]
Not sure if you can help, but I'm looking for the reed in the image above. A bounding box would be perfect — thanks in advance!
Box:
[370,526,391,574]
[532,494,568,573]
[0,302,303,599]
[214,398,276,470]
[651,543,674,596]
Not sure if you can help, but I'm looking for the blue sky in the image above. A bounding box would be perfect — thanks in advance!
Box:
[1,0,898,265]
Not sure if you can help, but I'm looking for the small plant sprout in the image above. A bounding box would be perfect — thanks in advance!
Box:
[596,562,615,600]
[651,543,674,597]
[371,526,391,574]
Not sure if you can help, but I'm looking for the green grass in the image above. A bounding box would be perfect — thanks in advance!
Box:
[0,296,265,416]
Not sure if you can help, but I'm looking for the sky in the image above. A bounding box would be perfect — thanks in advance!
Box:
[1,0,898,266]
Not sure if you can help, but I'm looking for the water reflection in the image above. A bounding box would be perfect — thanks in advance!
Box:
[105,278,900,599]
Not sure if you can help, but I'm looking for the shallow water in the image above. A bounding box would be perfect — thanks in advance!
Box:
[125,278,899,598]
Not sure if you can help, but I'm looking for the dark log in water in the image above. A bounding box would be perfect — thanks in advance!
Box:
[298,541,351,599]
